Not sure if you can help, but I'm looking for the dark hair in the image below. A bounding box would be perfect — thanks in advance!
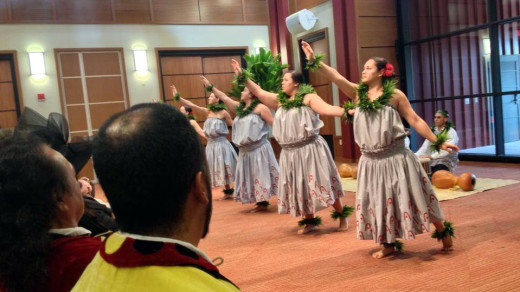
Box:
[93,103,206,236]
[288,71,305,85]
[436,109,450,118]
[0,135,70,292]
[370,57,395,83]
[184,106,193,114]
[0,128,13,148]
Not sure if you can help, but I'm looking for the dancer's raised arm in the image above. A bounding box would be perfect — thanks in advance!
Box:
[170,85,209,117]
[305,94,345,117]
[395,89,459,153]
[231,59,279,110]
[200,76,240,114]
[301,41,358,100]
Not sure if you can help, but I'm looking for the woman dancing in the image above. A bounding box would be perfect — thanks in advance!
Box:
[301,41,458,258]
[231,60,353,234]
[171,85,237,199]
[200,76,279,212]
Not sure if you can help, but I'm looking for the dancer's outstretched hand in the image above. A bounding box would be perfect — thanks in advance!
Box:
[441,142,459,153]
[170,85,178,96]
[231,59,242,75]
[199,75,211,87]
[301,41,315,61]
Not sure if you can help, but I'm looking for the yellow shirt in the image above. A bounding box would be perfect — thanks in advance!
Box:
[72,233,240,292]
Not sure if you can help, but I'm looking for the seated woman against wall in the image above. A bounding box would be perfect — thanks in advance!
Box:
[0,134,102,292]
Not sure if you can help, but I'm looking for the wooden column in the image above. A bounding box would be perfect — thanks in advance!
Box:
[332,0,360,160]
[267,0,294,69]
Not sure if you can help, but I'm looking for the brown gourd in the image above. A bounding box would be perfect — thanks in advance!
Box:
[338,163,358,179]
[431,170,477,191]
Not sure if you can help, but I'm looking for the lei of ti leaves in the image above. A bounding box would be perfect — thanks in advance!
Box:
[187,114,196,120]
[235,98,261,118]
[206,103,228,112]
[205,84,214,93]
[305,53,325,72]
[429,121,455,153]
[356,79,396,112]
[173,92,181,101]
[341,100,356,123]
[277,84,316,109]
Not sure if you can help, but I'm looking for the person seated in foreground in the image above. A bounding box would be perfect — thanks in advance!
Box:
[415,109,459,174]
[0,134,101,292]
[72,103,240,291]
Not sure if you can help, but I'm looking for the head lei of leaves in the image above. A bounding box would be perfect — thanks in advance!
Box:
[228,48,288,100]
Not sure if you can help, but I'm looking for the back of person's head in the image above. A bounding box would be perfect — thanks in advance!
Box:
[93,103,207,236]
[0,135,71,292]
[0,128,13,148]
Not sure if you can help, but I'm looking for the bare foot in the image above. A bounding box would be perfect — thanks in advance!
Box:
[337,217,348,232]
[218,194,234,201]
[297,224,318,235]
[441,235,453,251]
[249,205,268,213]
[372,245,395,259]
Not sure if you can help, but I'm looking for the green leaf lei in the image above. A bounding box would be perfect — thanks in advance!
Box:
[429,131,448,153]
[236,69,254,84]
[173,92,181,101]
[431,121,455,135]
[277,84,316,109]
[207,103,228,112]
[187,114,196,120]
[235,98,261,118]
[205,84,214,93]
[305,53,325,72]
[342,100,356,123]
[357,79,397,112]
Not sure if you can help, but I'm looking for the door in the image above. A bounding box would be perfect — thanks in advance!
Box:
[0,53,23,129]
[56,49,129,179]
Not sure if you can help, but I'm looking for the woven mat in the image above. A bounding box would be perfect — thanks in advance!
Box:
[341,177,520,201]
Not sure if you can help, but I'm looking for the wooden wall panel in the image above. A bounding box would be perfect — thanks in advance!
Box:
[358,17,397,47]
[152,0,200,23]
[89,102,125,129]
[204,73,235,93]
[307,38,330,86]
[202,56,239,74]
[357,0,396,16]
[244,0,268,23]
[161,56,203,75]
[59,53,81,77]
[0,60,12,81]
[289,0,328,14]
[62,78,84,104]
[162,75,205,99]
[10,0,53,22]
[314,84,334,135]
[0,112,18,128]
[66,105,88,131]
[55,0,113,23]
[86,77,124,102]
[1,0,268,24]
[0,83,15,109]
[0,0,9,22]
[199,0,243,23]
[83,53,120,76]
[114,0,151,23]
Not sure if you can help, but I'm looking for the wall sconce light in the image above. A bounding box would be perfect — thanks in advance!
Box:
[133,49,148,72]
[254,45,266,54]
[28,52,45,76]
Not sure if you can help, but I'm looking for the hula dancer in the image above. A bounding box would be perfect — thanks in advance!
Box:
[200,75,279,212]
[302,41,458,258]
[172,85,237,199]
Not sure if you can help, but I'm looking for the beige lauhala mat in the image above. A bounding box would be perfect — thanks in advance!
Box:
[341,177,520,201]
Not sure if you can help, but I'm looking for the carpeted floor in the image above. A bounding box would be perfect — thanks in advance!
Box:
[94,161,520,291]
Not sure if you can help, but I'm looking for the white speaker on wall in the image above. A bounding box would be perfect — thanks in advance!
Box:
[285,9,319,35]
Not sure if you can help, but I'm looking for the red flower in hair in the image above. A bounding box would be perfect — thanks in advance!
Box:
[384,63,394,77]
